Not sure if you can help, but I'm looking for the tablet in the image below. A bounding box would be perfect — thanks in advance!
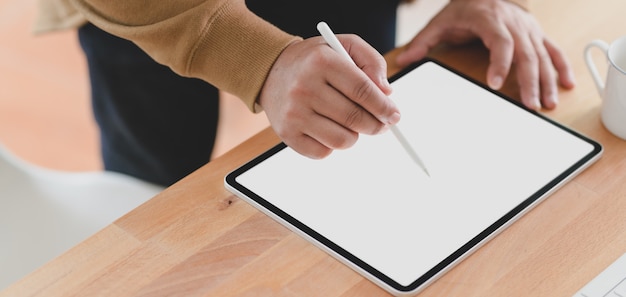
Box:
[224,58,602,296]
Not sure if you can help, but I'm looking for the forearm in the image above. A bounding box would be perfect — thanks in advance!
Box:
[69,0,300,112]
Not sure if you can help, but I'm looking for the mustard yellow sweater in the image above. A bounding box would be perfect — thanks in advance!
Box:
[35,0,528,112]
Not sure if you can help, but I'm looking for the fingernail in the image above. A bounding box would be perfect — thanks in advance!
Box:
[550,94,559,105]
[567,70,577,86]
[531,96,541,110]
[388,112,401,125]
[489,75,503,90]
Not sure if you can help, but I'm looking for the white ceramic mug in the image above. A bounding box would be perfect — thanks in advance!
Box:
[584,36,626,140]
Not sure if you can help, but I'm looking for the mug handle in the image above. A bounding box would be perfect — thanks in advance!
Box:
[584,40,610,97]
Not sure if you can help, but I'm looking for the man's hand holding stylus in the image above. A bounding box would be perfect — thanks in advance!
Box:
[258,35,399,159]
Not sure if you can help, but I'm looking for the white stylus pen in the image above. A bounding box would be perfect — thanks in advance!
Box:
[316,21,430,176]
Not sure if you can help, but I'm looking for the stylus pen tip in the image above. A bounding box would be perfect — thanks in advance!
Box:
[416,161,430,177]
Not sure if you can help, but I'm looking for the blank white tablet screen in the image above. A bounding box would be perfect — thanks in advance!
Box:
[234,61,596,287]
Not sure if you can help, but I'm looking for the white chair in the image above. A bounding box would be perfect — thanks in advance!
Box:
[0,143,164,290]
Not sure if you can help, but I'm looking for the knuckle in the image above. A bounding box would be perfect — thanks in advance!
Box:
[307,48,332,68]
[490,32,513,50]
[344,106,364,131]
[352,79,375,105]
[308,147,332,160]
[323,131,358,151]
[515,49,538,64]
[332,133,358,150]
[288,84,312,104]
[288,136,333,160]
[500,35,514,48]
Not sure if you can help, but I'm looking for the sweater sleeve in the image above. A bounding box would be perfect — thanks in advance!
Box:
[69,0,301,112]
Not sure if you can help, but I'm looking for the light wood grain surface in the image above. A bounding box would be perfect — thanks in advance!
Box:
[4,0,626,296]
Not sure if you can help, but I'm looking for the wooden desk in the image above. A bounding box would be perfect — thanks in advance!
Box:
[4,0,626,296]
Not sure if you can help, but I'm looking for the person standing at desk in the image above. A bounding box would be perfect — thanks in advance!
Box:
[34,0,575,187]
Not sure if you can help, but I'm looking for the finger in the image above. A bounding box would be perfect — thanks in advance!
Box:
[512,32,541,110]
[273,108,338,159]
[285,133,333,160]
[311,82,386,135]
[301,112,359,151]
[476,20,515,90]
[531,35,559,109]
[281,110,359,159]
[544,38,576,89]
